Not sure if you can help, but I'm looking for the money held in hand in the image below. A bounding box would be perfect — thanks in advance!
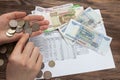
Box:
[6,19,40,37]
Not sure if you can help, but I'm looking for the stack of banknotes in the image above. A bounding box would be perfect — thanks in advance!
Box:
[30,3,112,62]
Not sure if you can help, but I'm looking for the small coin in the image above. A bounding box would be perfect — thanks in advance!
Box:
[17,20,25,28]
[24,21,30,30]
[48,60,55,68]
[16,27,23,33]
[9,20,18,28]
[0,46,7,54]
[6,32,14,37]
[36,70,43,78]
[43,71,52,79]
[25,28,32,35]
[7,28,16,34]
[32,23,40,32]
[55,78,61,80]
[0,59,4,66]
[41,62,45,69]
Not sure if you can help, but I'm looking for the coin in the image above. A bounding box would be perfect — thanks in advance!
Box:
[6,32,14,37]
[36,70,43,78]
[24,21,30,30]
[9,20,18,28]
[55,78,61,80]
[43,71,52,79]
[0,59,4,66]
[16,27,23,33]
[32,23,40,32]
[17,20,25,28]
[7,28,16,34]
[25,28,32,35]
[0,46,7,54]
[41,62,45,69]
[48,60,55,68]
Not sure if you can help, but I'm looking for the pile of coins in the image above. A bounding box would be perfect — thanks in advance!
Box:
[37,60,56,79]
[6,19,40,37]
[0,46,7,67]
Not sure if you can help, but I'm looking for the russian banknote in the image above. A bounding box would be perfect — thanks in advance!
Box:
[33,4,84,32]
[58,23,76,45]
[76,7,102,28]
[64,19,112,54]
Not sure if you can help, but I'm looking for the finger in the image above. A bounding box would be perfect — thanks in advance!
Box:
[1,31,23,45]
[31,30,43,37]
[22,42,34,59]
[35,54,43,71]
[36,20,49,26]
[24,15,44,21]
[13,33,29,54]
[3,11,26,20]
[40,25,49,31]
[29,47,40,65]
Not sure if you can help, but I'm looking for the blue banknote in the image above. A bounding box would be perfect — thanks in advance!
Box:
[64,19,112,54]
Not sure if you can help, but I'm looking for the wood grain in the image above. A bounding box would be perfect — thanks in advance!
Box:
[0,0,120,80]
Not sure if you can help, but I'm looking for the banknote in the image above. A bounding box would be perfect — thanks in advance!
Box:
[71,5,84,17]
[51,3,74,13]
[58,23,77,45]
[35,3,73,13]
[35,6,45,12]
[64,19,112,54]
[34,5,83,32]
[76,7,102,28]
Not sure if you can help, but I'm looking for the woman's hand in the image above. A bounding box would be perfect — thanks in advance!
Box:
[0,11,49,45]
[6,33,42,80]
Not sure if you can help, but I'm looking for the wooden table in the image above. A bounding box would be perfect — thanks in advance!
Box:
[0,0,120,80]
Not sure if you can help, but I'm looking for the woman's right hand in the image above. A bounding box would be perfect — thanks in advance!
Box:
[6,33,42,80]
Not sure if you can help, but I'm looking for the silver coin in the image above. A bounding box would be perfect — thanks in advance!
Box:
[32,23,40,32]
[6,32,14,37]
[24,21,30,30]
[25,28,32,35]
[0,46,7,54]
[43,71,52,79]
[0,59,4,66]
[16,27,23,33]
[41,62,45,69]
[48,60,55,68]
[36,70,43,78]
[9,20,18,28]
[7,28,16,34]
[17,20,25,28]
